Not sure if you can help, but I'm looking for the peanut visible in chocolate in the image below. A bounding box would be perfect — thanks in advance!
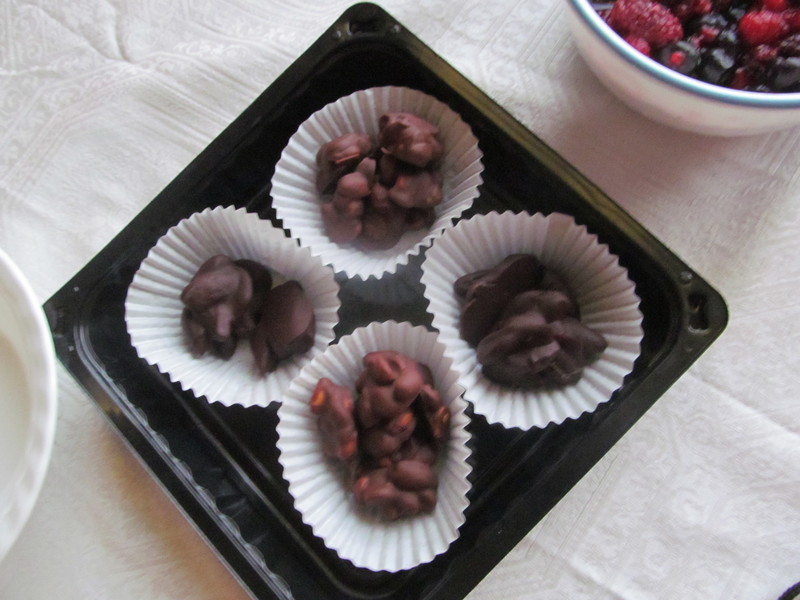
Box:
[308,350,450,520]
[316,112,444,251]
[310,378,358,461]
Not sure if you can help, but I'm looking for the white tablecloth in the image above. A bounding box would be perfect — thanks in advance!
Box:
[1,1,799,598]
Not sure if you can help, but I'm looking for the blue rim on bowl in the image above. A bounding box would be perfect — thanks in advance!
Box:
[566,0,800,109]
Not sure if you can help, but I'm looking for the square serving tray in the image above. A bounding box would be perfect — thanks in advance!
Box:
[43,3,728,599]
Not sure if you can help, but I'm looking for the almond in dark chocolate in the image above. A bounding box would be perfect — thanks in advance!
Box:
[250,280,316,374]
[180,255,272,359]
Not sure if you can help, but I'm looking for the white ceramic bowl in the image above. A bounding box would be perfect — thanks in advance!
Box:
[0,249,57,563]
[564,0,800,136]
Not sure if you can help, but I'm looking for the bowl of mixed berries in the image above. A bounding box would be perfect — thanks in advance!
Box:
[565,0,800,135]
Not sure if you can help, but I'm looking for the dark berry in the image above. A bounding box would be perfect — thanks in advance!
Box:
[725,6,748,23]
[655,40,702,74]
[713,27,741,53]
[688,11,733,35]
[779,32,800,56]
[697,47,737,84]
[770,55,800,89]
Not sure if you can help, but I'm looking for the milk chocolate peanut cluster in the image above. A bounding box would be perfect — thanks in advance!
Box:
[310,351,450,520]
[181,255,315,373]
[316,113,444,250]
[455,254,607,388]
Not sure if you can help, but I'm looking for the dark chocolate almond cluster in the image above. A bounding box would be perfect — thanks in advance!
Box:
[181,255,315,373]
[315,112,444,251]
[310,350,450,521]
[455,254,607,388]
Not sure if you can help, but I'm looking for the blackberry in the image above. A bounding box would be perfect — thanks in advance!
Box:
[724,6,747,23]
[697,46,737,84]
[779,33,800,58]
[771,56,800,90]
[713,27,741,54]
[687,11,732,35]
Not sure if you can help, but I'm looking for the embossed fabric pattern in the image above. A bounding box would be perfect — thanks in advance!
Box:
[1,1,799,599]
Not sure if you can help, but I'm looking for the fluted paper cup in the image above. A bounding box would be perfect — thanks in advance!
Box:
[420,211,643,430]
[125,206,341,407]
[271,86,484,280]
[275,320,472,572]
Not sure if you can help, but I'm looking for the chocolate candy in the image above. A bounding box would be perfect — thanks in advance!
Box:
[182,256,317,375]
[454,254,544,346]
[310,378,358,461]
[316,132,374,194]
[354,180,409,251]
[320,159,374,244]
[359,410,417,460]
[309,350,450,520]
[379,154,443,209]
[378,112,443,168]
[356,351,434,426]
[352,459,438,521]
[456,254,607,389]
[250,280,316,374]
[316,112,444,251]
[181,255,272,359]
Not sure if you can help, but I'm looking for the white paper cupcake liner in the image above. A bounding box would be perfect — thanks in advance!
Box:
[420,211,643,430]
[125,206,341,408]
[271,86,484,280]
[275,321,472,572]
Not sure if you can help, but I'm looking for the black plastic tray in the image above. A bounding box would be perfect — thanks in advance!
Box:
[44,4,728,599]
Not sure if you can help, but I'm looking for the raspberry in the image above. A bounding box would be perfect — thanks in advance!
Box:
[625,35,652,55]
[607,0,684,47]
[729,67,751,89]
[738,10,790,46]
[672,0,713,20]
[761,0,790,11]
